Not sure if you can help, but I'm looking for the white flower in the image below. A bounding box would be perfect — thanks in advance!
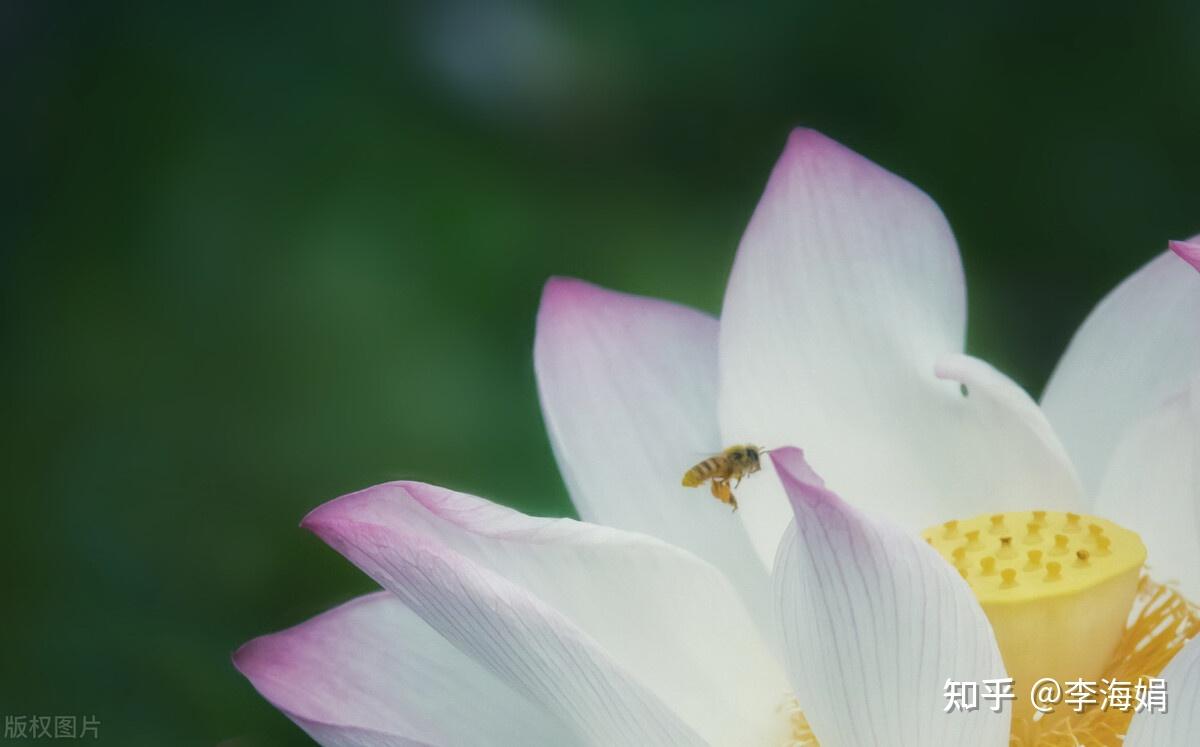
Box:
[236,130,1200,746]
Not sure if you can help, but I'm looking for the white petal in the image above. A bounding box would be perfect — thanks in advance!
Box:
[235,592,575,746]
[771,447,1010,747]
[303,482,792,746]
[1124,634,1200,747]
[1043,242,1200,495]
[720,130,1081,559]
[535,277,771,619]
[1093,377,1200,601]
[932,353,1083,506]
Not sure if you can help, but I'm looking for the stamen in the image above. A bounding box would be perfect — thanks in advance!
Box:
[1009,577,1200,746]
[780,695,817,746]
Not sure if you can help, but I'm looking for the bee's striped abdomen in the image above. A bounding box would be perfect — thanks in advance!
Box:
[682,457,723,487]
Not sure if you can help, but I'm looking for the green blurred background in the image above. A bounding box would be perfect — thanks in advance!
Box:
[3,1,1198,743]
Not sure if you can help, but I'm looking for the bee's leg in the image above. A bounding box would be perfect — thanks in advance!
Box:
[709,479,725,500]
[728,491,738,512]
[710,479,733,507]
[733,474,742,488]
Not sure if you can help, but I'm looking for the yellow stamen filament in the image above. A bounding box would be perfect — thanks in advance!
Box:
[782,699,816,746]
[1010,577,1200,746]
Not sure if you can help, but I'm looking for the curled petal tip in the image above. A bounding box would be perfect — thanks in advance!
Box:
[538,275,602,314]
[776,127,871,175]
[298,506,321,531]
[541,274,587,299]
[299,498,339,533]
[299,482,413,534]
[229,641,251,674]
[768,446,825,488]
[298,488,377,536]
[769,447,835,516]
[535,276,629,341]
[230,636,270,679]
[785,126,831,150]
[1168,240,1200,273]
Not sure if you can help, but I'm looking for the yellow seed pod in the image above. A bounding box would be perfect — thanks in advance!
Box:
[922,510,1146,719]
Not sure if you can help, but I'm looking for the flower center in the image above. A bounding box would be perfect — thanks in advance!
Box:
[784,510,1197,746]
[921,510,1146,720]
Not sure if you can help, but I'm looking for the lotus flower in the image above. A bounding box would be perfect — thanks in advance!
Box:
[235,130,1200,746]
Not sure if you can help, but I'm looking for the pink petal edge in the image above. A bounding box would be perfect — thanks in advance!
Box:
[232,594,391,729]
[233,590,573,746]
[770,445,1010,746]
[298,509,705,745]
[295,480,788,746]
[1169,240,1200,273]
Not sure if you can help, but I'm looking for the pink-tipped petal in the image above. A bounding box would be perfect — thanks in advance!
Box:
[1043,238,1200,495]
[719,130,1080,550]
[771,447,1010,747]
[234,593,573,746]
[1170,239,1200,273]
[301,517,700,745]
[535,277,770,619]
[301,482,791,745]
[1123,634,1200,746]
[1092,378,1200,601]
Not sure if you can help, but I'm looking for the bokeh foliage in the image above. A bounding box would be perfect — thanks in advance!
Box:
[3,1,1198,743]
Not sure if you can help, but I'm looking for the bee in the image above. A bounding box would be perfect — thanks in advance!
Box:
[681,444,766,511]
